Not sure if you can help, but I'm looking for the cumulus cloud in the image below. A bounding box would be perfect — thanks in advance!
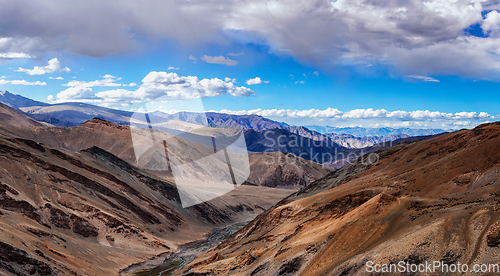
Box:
[16,58,70,75]
[216,108,498,129]
[55,86,95,101]
[200,55,238,66]
[136,71,254,100]
[0,79,46,85]
[49,71,255,108]
[63,75,122,88]
[1,0,500,79]
[245,77,268,85]
[218,108,495,120]
[407,75,440,82]
[49,76,63,80]
[483,10,500,32]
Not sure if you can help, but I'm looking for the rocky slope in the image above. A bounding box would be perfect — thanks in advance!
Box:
[0,102,47,127]
[0,117,331,188]
[246,152,333,188]
[179,122,500,276]
[0,132,295,276]
[0,105,325,275]
[0,135,189,275]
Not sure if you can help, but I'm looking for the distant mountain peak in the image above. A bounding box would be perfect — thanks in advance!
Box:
[305,125,448,137]
[0,90,49,109]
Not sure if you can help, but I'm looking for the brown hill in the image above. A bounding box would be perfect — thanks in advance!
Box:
[179,122,500,276]
[0,102,47,127]
[246,152,333,188]
[0,117,331,188]
[0,133,294,275]
[0,115,330,275]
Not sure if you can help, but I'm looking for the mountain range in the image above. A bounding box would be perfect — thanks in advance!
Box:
[0,91,447,150]
[306,125,449,136]
[179,122,500,276]
[0,91,497,276]
[0,99,331,275]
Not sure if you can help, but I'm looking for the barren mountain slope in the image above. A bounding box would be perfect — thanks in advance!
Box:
[179,122,500,276]
[20,102,134,127]
[0,133,296,276]
[0,136,190,275]
[246,152,333,188]
[0,117,331,188]
[0,102,47,127]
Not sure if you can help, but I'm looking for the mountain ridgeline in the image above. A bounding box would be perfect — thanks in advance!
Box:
[0,97,317,275]
[0,91,495,276]
[180,122,500,276]
[0,91,447,150]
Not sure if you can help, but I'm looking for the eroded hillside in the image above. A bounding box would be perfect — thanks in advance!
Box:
[180,122,500,276]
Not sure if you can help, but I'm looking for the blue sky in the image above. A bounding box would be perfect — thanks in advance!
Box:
[0,0,499,129]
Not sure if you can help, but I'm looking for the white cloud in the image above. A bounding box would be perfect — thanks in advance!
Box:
[189,55,197,63]
[49,71,255,108]
[407,75,440,82]
[200,55,238,66]
[228,52,244,56]
[53,86,95,102]
[49,76,64,80]
[225,77,236,83]
[16,58,70,75]
[217,107,495,120]
[167,66,180,70]
[63,75,122,88]
[136,71,254,100]
[0,52,31,59]
[482,10,500,32]
[295,80,305,84]
[245,77,269,85]
[215,108,498,129]
[0,79,46,86]
[313,71,319,76]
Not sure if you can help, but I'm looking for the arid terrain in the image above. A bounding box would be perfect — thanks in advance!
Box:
[179,122,500,275]
[0,96,496,276]
[0,102,330,275]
